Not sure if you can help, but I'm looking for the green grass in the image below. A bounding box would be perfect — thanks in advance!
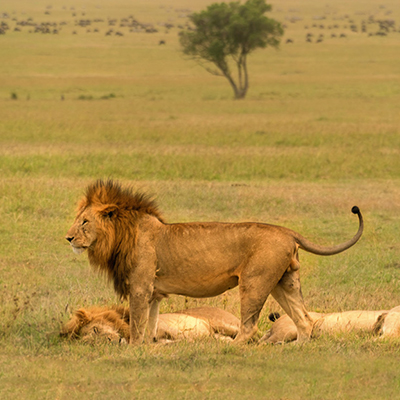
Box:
[2,339,400,399]
[1,0,400,398]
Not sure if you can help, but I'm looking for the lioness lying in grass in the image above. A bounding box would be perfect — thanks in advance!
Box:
[61,305,240,343]
[372,306,400,338]
[261,306,400,343]
[62,304,400,344]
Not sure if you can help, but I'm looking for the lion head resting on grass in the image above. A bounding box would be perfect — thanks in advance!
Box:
[61,306,240,343]
[60,305,130,343]
[66,180,363,344]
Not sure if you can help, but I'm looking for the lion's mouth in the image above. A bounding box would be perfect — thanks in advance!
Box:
[71,245,87,255]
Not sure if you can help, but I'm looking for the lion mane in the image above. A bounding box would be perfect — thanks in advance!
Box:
[60,305,131,342]
[79,180,163,299]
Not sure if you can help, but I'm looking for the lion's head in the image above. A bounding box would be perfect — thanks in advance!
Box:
[60,305,130,343]
[65,206,98,255]
[66,180,163,298]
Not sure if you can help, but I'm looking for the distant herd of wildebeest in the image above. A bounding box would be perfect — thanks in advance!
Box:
[0,4,398,45]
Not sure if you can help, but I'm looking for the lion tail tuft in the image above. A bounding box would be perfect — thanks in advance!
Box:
[351,206,360,215]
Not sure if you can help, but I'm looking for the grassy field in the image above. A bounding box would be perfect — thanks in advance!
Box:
[1,0,400,398]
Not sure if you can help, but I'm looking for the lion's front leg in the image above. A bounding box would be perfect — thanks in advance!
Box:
[146,298,161,343]
[129,287,152,345]
[128,239,158,345]
[128,273,157,344]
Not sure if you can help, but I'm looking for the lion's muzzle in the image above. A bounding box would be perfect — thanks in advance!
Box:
[65,235,87,254]
[66,236,74,243]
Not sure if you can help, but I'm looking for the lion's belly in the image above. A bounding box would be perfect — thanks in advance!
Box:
[155,274,239,298]
[155,231,246,297]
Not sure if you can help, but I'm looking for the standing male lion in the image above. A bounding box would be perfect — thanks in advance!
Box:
[66,180,363,345]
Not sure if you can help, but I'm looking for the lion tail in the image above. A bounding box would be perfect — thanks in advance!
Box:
[294,206,363,256]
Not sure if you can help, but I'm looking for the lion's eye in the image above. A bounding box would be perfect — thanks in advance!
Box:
[82,220,89,226]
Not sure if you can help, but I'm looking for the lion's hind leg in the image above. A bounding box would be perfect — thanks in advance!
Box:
[235,294,268,344]
[270,269,313,342]
[235,266,284,344]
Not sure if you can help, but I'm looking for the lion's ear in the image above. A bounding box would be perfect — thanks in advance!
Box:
[76,198,87,211]
[75,309,92,325]
[94,204,118,219]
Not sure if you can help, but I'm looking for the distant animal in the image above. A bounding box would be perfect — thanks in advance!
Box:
[159,40,166,45]
[66,180,363,345]
[61,305,240,343]
[285,38,293,44]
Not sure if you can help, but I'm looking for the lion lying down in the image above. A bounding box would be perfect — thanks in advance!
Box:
[61,306,240,343]
[261,306,400,344]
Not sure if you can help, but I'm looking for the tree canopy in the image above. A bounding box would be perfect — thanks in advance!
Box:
[179,0,283,99]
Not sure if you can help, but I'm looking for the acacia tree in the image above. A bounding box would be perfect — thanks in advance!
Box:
[179,0,283,99]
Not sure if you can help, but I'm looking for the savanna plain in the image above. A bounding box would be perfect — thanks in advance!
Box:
[1,0,400,398]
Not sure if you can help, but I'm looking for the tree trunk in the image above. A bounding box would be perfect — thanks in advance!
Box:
[216,57,249,99]
[220,68,241,99]
[235,89,247,99]
[235,55,248,99]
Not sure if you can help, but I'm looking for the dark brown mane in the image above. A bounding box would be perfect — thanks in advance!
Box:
[84,180,163,300]
[85,179,163,222]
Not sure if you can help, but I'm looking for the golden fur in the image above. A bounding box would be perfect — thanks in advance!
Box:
[60,305,130,343]
[260,312,321,344]
[373,306,400,338]
[261,309,389,344]
[61,306,240,343]
[66,180,363,344]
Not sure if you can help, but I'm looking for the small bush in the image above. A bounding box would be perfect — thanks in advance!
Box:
[77,95,94,100]
[100,93,116,100]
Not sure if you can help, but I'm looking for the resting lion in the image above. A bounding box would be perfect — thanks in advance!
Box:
[66,180,363,344]
[261,308,397,344]
[60,306,240,343]
[373,306,400,339]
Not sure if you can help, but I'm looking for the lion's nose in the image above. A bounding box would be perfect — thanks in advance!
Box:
[66,236,74,243]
